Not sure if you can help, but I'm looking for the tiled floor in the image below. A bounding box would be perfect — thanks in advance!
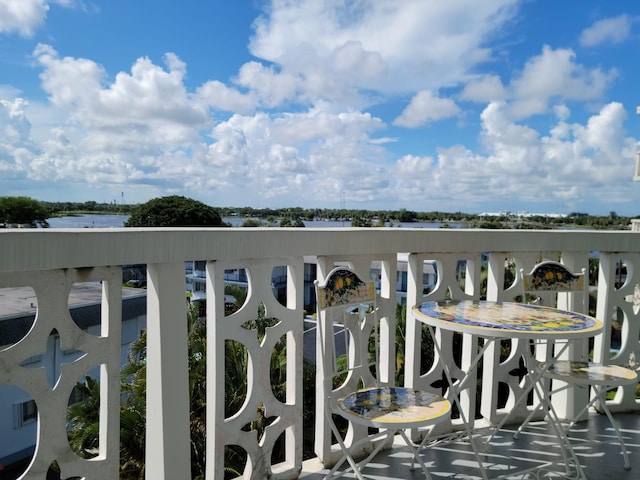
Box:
[300,412,640,479]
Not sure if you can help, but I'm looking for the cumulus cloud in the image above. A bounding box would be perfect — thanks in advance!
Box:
[0,97,38,183]
[1,45,222,194]
[33,45,211,150]
[459,75,507,103]
[204,105,389,204]
[580,15,634,47]
[0,0,49,37]
[195,80,256,113]
[0,98,31,144]
[506,45,616,120]
[391,100,635,211]
[12,44,396,206]
[249,0,520,99]
[513,46,613,100]
[394,90,460,128]
[234,62,301,108]
[458,45,617,122]
[0,0,75,37]
[457,45,618,125]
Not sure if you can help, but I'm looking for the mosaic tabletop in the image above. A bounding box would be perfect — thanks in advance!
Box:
[413,300,603,339]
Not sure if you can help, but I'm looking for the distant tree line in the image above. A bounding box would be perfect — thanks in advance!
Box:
[44,200,134,215]
[1,196,638,230]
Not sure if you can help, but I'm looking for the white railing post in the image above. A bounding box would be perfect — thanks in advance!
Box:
[208,257,304,479]
[145,262,191,479]
[404,252,423,393]
[551,253,591,419]
[594,253,640,412]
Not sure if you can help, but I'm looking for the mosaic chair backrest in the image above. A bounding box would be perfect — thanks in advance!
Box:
[521,260,588,313]
[315,267,378,388]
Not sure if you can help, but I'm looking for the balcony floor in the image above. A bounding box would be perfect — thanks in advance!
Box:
[300,412,640,479]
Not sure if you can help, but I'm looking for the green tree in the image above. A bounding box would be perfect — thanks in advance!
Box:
[67,377,102,458]
[396,209,417,223]
[241,218,264,227]
[0,196,50,227]
[119,330,148,479]
[124,196,227,227]
[281,218,305,227]
[351,216,372,227]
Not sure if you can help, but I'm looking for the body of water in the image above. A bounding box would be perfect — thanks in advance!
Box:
[47,214,129,228]
[47,214,461,229]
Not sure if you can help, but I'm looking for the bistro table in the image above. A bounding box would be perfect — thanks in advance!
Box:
[412,300,603,479]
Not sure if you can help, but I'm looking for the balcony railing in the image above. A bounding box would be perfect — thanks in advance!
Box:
[1,227,639,479]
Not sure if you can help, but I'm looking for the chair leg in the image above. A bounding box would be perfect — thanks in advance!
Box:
[592,386,632,470]
[485,377,536,444]
[325,437,366,480]
[515,381,572,439]
[559,385,631,471]
[325,419,366,480]
[530,380,587,479]
[326,424,394,480]
[515,383,631,471]
[399,429,432,480]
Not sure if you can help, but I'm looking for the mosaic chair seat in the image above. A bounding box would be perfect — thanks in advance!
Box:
[315,267,451,479]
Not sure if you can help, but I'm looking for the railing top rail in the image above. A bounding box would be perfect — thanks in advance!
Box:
[1,227,638,273]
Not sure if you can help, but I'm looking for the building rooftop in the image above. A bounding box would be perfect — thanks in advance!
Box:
[0,284,146,319]
[0,284,147,348]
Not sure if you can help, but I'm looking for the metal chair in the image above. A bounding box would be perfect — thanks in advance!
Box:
[315,267,451,479]
[516,261,638,470]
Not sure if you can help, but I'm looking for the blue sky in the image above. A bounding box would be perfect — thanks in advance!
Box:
[1,0,639,215]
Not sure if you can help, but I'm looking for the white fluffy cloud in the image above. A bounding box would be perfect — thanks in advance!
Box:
[0,45,214,191]
[458,45,617,122]
[249,0,520,98]
[452,45,618,124]
[0,0,74,36]
[196,81,256,114]
[394,91,460,128]
[512,46,614,103]
[203,105,389,204]
[580,15,635,47]
[391,101,635,211]
[0,0,49,36]
[459,75,508,103]
[34,45,211,150]
[0,98,31,144]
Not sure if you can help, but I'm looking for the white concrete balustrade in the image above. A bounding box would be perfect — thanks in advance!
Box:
[1,228,639,479]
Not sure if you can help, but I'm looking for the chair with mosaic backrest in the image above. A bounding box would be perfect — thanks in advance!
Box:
[315,266,451,479]
[515,260,637,470]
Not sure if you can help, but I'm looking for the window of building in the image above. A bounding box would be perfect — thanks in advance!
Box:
[14,399,37,428]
